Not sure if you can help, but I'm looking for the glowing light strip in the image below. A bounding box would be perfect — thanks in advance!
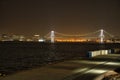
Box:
[73,68,88,73]
[85,69,108,74]
[105,62,120,66]
[71,60,105,65]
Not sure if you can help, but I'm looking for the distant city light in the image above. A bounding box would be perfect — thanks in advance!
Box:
[0,29,120,43]
[38,39,45,42]
[34,35,40,37]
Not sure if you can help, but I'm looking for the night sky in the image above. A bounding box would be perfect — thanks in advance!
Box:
[0,0,120,37]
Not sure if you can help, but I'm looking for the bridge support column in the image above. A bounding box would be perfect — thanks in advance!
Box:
[99,29,104,43]
[50,31,55,43]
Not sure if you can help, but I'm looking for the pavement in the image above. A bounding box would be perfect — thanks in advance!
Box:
[0,54,120,80]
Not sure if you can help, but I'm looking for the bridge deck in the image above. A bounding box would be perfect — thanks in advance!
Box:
[1,54,120,80]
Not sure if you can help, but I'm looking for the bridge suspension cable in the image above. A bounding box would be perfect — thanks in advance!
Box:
[44,29,115,43]
[103,30,114,38]
[54,30,100,37]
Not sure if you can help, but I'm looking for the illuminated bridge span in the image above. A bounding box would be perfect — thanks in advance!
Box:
[44,29,114,43]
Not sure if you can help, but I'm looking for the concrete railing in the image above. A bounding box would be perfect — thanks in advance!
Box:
[87,48,120,58]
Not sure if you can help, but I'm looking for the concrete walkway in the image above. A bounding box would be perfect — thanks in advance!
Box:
[1,54,120,80]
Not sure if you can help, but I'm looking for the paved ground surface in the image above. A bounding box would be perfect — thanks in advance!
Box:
[0,54,120,80]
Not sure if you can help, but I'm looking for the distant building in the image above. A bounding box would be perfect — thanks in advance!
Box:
[32,35,40,41]
[1,34,12,41]
[12,35,26,41]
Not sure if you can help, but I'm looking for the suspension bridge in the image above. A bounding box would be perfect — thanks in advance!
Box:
[44,29,115,43]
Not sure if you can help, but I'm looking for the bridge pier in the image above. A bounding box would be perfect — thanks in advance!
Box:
[50,31,55,43]
[99,29,104,43]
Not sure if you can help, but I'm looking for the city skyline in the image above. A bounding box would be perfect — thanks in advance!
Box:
[0,0,120,37]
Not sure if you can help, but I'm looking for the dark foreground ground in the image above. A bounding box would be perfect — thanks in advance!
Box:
[0,42,120,76]
[0,54,120,80]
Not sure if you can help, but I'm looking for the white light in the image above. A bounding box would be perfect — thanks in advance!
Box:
[34,35,40,37]
[38,39,45,42]
[86,69,108,74]
[105,62,120,66]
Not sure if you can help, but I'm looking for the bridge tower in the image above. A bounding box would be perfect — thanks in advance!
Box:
[50,31,55,43]
[99,29,104,43]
